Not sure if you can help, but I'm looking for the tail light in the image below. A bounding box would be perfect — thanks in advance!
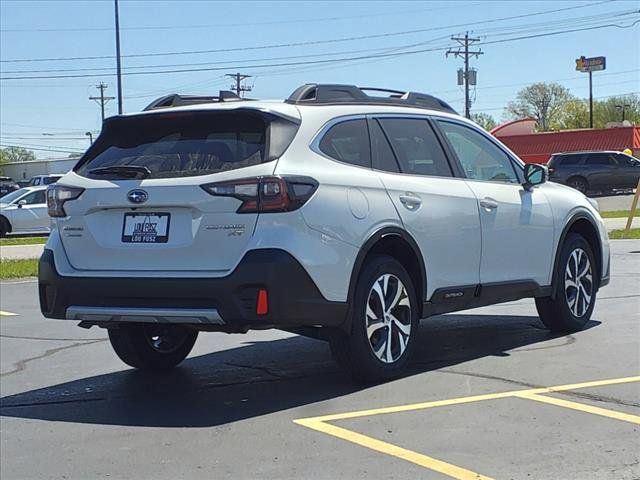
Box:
[47,184,84,217]
[201,176,318,213]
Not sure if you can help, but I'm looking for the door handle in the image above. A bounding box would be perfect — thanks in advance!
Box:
[480,197,499,210]
[399,193,422,210]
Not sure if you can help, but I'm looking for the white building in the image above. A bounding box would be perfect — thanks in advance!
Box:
[1,157,79,182]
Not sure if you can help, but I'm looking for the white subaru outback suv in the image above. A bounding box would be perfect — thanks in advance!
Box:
[39,84,610,383]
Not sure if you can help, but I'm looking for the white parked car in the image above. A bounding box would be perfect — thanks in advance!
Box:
[39,84,610,382]
[0,186,50,237]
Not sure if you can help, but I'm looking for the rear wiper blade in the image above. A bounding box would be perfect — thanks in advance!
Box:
[88,165,151,179]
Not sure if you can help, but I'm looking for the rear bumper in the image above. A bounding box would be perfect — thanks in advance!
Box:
[38,248,347,330]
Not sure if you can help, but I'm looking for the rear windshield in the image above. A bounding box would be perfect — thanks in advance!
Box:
[75,110,297,179]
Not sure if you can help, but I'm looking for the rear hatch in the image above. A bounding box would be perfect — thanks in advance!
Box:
[58,107,299,273]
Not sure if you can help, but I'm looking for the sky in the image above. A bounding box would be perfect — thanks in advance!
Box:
[1,0,639,158]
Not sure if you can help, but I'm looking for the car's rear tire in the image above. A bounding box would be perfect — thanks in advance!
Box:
[108,324,198,370]
[567,177,588,194]
[0,217,10,238]
[535,233,597,332]
[330,255,419,384]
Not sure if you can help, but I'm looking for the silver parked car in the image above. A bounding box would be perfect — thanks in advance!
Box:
[0,186,50,237]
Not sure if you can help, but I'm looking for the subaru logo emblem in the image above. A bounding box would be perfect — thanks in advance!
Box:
[127,189,148,204]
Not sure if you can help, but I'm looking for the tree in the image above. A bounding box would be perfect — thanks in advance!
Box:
[593,94,640,127]
[471,112,497,131]
[552,98,589,130]
[0,146,36,163]
[506,82,572,131]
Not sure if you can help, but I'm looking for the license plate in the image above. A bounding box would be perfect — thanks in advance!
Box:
[122,212,170,243]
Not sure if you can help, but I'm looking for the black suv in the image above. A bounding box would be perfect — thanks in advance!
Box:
[0,176,20,198]
[548,151,640,194]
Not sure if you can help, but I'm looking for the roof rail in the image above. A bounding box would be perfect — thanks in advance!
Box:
[285,84,456,114]
[143,90,245,111]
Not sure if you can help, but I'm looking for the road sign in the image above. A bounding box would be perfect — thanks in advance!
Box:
[575,56,606,72]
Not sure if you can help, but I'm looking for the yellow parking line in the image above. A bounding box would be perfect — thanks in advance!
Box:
[514,392,640,425]
[0,310,18,316]
[302,376,640,422]
[294,376,640,480]
[294,418,494,480]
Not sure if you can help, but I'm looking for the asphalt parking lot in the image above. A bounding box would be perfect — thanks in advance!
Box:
[1,240,639,480]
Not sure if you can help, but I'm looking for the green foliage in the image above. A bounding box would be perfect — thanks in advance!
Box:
[506,82,572,131]
[0,146,36,163]
[471,113,497,131]
[506,82,640,131]
[609,228,640,240]
[0,259,39,279]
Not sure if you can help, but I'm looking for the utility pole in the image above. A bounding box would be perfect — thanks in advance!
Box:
[89,83,115,122]
[114,0,123,114]
[446,32,483,119]
[225,73,252,97]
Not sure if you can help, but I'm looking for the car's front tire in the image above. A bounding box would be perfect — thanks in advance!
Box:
[567,177,588,194]
[0,217,10,238]
[535,233,597,332]
[108,324,198,370]
[330,255,418,383]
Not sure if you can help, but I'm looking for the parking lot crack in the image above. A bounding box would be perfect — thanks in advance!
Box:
[1,339,107,378]
[438,369,640,409]
[223,361,289,379]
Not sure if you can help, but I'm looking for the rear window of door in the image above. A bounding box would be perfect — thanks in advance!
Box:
[318,119,371,168]
[75,111,298,179]
[437,120,519,183]
[377,118,452,177]
[585,153,616,166]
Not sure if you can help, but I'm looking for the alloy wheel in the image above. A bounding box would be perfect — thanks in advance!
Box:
[365,274,412,364]
[564,248,593,318]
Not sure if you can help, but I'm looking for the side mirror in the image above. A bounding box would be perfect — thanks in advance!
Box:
[523,163,548,190]
[17,199,27,208]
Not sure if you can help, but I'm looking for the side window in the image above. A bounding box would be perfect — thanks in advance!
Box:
[369,119,400,173]
[560,155,581,166]
[318,119,371,168]
[437,121,519,183]
[32,178,41,186]
[378,118,452,177]
[585,154,611,166]
[22,190,46,205]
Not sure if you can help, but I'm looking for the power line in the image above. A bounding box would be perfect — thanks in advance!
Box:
[0,2,485,33]
[4,7,634,76]
[2,19,637,81]
[0,1,617,63]
[0,144,85,154]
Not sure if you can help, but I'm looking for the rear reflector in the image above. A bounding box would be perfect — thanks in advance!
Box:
[256,288,269,315]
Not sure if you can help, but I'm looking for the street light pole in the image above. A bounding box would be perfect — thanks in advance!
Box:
[114,0,123,114]
[85,132,93,145]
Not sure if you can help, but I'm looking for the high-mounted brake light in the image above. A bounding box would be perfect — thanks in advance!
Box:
[47,184,85,217]
[201,176,318,213]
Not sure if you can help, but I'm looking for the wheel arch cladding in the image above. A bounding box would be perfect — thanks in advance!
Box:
[553,214,603,297]
[348,228,426,324]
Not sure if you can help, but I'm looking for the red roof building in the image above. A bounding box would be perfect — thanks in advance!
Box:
[491,118,640,163]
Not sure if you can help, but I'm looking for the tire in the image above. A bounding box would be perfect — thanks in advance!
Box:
[535,233,597,332]
[567,177,588,194]
[330,255,419,384]
[108,324,198,370]
[0,217,9,238]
